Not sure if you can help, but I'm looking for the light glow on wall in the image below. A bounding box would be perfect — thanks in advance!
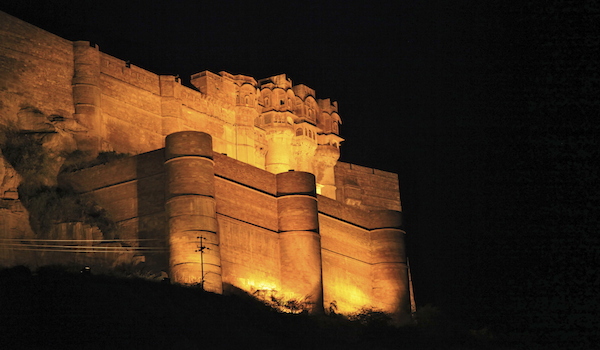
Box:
[326,281,371,315]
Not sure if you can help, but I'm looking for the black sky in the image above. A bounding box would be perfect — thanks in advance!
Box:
[1,0,597,343]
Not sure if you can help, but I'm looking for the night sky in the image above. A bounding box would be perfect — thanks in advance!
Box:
[1,0,597,343]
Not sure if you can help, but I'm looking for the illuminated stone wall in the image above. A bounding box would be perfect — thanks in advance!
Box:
[335,162,402,211]
[0,11,408,321]
[55,131,409,321]
[0,12,75,125]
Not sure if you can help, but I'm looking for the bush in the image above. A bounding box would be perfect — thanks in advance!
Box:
[61,150,130,173]
[349,307,393,327]
[18,184,116,235]
[0,125,53,183]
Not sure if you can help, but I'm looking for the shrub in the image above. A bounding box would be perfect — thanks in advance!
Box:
[18,184,116,235]
[61,150,130,173]
[349,307,393,327]
[0,125,53,183]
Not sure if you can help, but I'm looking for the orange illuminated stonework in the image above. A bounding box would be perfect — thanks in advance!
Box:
[0,10,409,323]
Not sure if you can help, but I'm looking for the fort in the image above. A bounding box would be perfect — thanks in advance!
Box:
[0,11,411,322]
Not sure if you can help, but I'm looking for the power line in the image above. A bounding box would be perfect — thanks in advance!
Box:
[0,238,163,242]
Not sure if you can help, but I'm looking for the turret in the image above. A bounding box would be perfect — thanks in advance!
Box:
[165,131,223,293]
[370,210,411,325]
[257,75,297,173]
[72,41,105,152]
[277,171,324,314]
[314,99,343,199]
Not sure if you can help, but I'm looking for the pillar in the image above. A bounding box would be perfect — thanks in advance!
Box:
[165,131,222,293]
[72,41,105,147]
[370,210,411,325]
[313,144,340,199]
[276,171,324,313]
[264,119,295,174]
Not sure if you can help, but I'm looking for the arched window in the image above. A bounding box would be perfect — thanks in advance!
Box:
[265,97,270,106]
[296,128,303,136]
[245,95,249,105]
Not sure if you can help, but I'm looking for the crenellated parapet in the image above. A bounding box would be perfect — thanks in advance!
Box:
[188,70,343,196]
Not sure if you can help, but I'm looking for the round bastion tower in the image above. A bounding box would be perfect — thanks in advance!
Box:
[72,41,106,152]
[276,171,324,314]
[370,210,411,325]
[165,131,223,293]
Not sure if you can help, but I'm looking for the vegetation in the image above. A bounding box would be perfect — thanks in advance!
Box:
[60,150,130,173]
[0,124,119,235]
[0,265,516,350]
[17,184,116,235]
[0,124,54,184]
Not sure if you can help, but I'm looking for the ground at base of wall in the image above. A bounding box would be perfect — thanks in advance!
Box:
[0,266,518,350]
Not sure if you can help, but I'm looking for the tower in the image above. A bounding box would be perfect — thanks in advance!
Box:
[165,131,222,293]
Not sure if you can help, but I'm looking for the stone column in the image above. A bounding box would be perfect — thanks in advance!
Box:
[165,131,222,293]
[370,210,411,325]
[276,171,324,313]
[313,144,340,200]
[263,116,295,174]
[72,41,105,147]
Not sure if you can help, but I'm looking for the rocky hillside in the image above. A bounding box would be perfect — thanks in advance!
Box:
[0,265,512,350]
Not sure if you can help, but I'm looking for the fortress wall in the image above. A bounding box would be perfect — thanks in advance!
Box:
[318,195,408,317]
[319,214,373,314]
[179,85,236,125]
[317,194,374,229]
[0,11,75,121]
[100,54,160,94]
[213,153,281,294]
[52,136,407,317]
[213,153,277,197]
[181,105,229,155]
[218,215,281,294]
[58,149,167,248]
[214,177,278,232]
[99,53,164,153]
[335,162,401,211]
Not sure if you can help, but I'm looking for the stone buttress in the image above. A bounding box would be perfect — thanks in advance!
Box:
[165,131,223,293]
[276,171,324,313]
[72,41,105,149]
[370,210,411,324]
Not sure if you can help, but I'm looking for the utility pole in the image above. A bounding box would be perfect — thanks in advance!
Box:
[407,257,417,321]
[196,236,210,290]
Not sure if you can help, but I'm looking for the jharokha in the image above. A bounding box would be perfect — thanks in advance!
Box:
[0,11,411,323]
